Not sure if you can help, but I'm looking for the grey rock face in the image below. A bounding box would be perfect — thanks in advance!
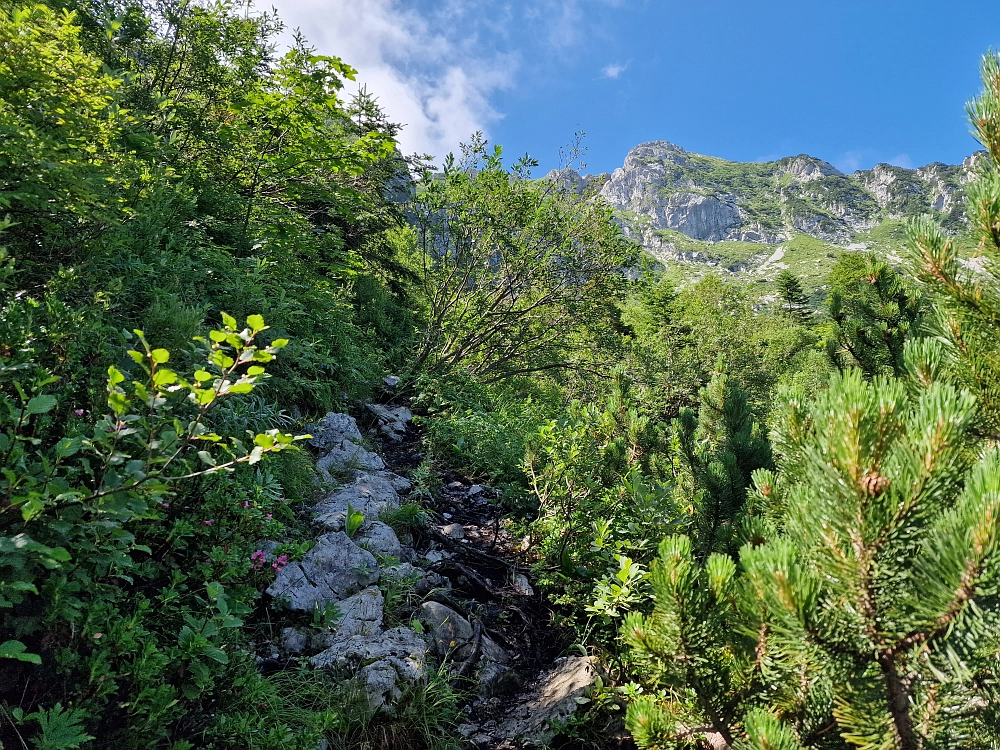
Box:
[596,140,970,269]
[308,412,385,480]
[266,532,379,611]
[779,155,842,183]
[313,473,402,531]
[542,167,607,196]
[354,521,402,559]
[311,626,430,710]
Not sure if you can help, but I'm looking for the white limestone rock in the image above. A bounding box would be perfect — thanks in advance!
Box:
[266,532,379,611]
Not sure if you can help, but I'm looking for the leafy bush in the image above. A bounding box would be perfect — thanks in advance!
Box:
[0,314,310,747]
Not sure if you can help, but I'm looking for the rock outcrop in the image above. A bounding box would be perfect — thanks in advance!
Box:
[546,141,976,272]
[267,409,523,716]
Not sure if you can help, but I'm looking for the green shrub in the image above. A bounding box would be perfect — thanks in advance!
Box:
[0,314,308,746]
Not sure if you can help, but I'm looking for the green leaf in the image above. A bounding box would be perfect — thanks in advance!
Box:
[221,312,237,330]
[25,395,57,415]
[203,646,229,664]
[247,366,265,377]
[270,338,289,349]
[127,350,144,364]
[25,703,95,749]
[107,365,125,386]
[55,437,83,457]
[193,370,212,382]
[153,368,178,387]
[246,314,265,332]
[150,348,170,364]
[0,639,41,664]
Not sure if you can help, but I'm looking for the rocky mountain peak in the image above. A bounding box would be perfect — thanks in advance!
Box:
[594,140,971,254]
[778,155,842,183]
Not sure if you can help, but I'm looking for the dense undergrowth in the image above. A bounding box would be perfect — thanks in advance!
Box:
[3,1,1000,748]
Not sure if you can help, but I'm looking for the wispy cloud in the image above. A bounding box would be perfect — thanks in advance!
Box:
[834,148,869,173]
[888,153,913,169]
[601,62,626,79]
[269,0,635,161]
[272,0,516,163]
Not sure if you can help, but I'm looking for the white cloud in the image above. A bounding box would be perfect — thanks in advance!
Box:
[834,148,867,173]
[888,153,914,169]
[601,62,626,79]
[270,0,515,163]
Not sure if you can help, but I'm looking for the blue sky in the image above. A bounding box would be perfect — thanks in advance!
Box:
[273,0,1000,174]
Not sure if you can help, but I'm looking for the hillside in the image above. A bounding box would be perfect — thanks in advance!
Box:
[549,141,980,297]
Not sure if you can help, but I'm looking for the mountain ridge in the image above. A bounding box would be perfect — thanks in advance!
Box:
[549,140,977,254]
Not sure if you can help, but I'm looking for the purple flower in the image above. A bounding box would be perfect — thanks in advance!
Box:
[266,513,272,520]
[202,519,213,526]
[272,554,289,572]
[250,549,267,571]
[73,409,85,416]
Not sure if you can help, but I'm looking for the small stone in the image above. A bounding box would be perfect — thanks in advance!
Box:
[280,627,308,654]
[417,601,509,665]
[468,485,484,496]
[441,523,465,540]
[424,549,450,564]
[442,512,453,520]
[447,481,464,489]
[383,375,400,389]
[512,573,534,597]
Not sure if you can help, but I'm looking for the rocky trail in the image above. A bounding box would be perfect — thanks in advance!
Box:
[260,402,602,748]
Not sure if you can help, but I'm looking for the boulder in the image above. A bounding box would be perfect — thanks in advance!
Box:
[441,523,465,540]
[365,403,413,442]
[366,470,412,493]
[311,626,431,710]
[417,601,508,665]
[316,442,384,480]
[512,573,534,597]
[313,474,402,531]
[354,521,402,559]
[307,412,363,450]
[266,532,379,611]
[307,412,385,480]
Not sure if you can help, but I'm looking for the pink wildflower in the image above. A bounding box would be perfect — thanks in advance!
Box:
[73,409,85,416]
[272,554,289,572]
[266,513,272,520]
[202,519,213,526]
[93,632,103,639]
[250,549,267,571]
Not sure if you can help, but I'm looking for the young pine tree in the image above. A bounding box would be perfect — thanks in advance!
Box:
[624,53,1000,750]
[825,255,922,379]
[775,271,811,323]
[907,52,1000,438]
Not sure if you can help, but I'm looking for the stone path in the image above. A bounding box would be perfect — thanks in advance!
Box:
[263,405,600,747]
